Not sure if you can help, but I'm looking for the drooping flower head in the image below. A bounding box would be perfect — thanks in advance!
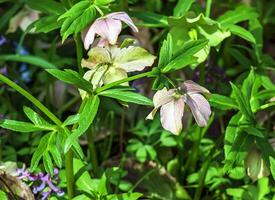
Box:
[83,12,138,49]
[80,45,155,95]
[146,80,211,135]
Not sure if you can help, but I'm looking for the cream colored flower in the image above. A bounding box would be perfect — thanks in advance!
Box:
[146,80,211,134]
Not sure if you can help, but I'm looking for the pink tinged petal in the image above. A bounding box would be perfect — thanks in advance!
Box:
[182,80,210,94]
[185,93,211,127]
[146,88,176,120]
[160,98,184,135]
[84,23,97,50]
[108,12,139,32]
[96,18,122,45]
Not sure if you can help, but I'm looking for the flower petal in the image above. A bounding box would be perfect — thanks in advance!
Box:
[103,67,128,85]
[182,80,210,94]
[95,18,122,45]
[108,12,139,32]
[185,93,211,127]
[113,46,156,72]
[160,98,184,135]
[82,47,111,68]
[84,23,97,50]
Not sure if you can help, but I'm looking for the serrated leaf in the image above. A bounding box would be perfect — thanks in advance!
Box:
[26,0,65,15]
[43,152,54,175]
[63,114,80,126]
[30,134,51,171]
[59,1,96,41]
[230,82,253,121]
[34,15,62,33]
[99,88,153,106]
[0,119,48,132]
[23,106,53,128]
[173,0,194,17]
[50,144,62,168]
[65,95,100,152]
[162,39,208,72]
[209,94,238,110]
[218,5,258,26]
[158,33,173,69]
[47,69,93,94]
[227,24,256,43]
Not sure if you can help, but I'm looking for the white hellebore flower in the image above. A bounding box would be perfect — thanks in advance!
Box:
[146,80,211,135]
[80,45,155,97]
[7,7,39,33]
[83,12,138,50]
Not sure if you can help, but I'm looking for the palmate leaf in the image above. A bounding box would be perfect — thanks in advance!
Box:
[58,0,97,42]
[34,15,62,33]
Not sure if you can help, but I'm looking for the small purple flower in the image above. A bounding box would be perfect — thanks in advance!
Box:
[17,168,64,200]
[0,36,6,46]
[83,12,138,49]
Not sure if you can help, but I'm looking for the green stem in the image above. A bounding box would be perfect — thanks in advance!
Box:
[130,168,157,192]
[65,150,74,200]
[95,71,153,93]
[0,73,76,199]
[205,0,212,18]
[87,126,100,177]
[0,73,62,126]
[74,33,84,76]
[193,133,223,200]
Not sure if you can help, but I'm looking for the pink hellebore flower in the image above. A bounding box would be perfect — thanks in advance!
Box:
[146,80,211,135]
[84,12,138,50]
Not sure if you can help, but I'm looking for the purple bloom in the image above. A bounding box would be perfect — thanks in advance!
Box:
[0,36,6,46]
[17,168,64,200]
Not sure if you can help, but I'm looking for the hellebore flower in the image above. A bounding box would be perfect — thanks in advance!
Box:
[7,7,39,33]
[245,146,270,182]
[81,45,155,93]
[146,80,211,135]
[83,12,138,49]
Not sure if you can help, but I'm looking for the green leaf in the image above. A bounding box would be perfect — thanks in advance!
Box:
[50,144,62,168]
[30,134,51,171]
[0,119,49,132]
[269,157,275,180]
[0,54,57,69]
[26,0,65,15]
[130,11,168,28]
[249,19,263,63]
[162,39,208,72]
[209,93,238,110]
[158,33,173,69]
[106,193,143,200]
[243,127,264,138]
[226,24,256,43]
[47,69,94,94]
[224,112,242,160]
[173,0,194,17]
[23,106,53,128]
[218,5,258,26]
[229,47,251,68]
[160,131,177,147]
[59,0,96,41]
[136,146,147,162]
[224,132,253,172]
[43,151,54,175]
[65,95,100,152]
[99,88,153,106]
[63,114,80,126]
[230,82,253,120]
[34,15,62,33]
